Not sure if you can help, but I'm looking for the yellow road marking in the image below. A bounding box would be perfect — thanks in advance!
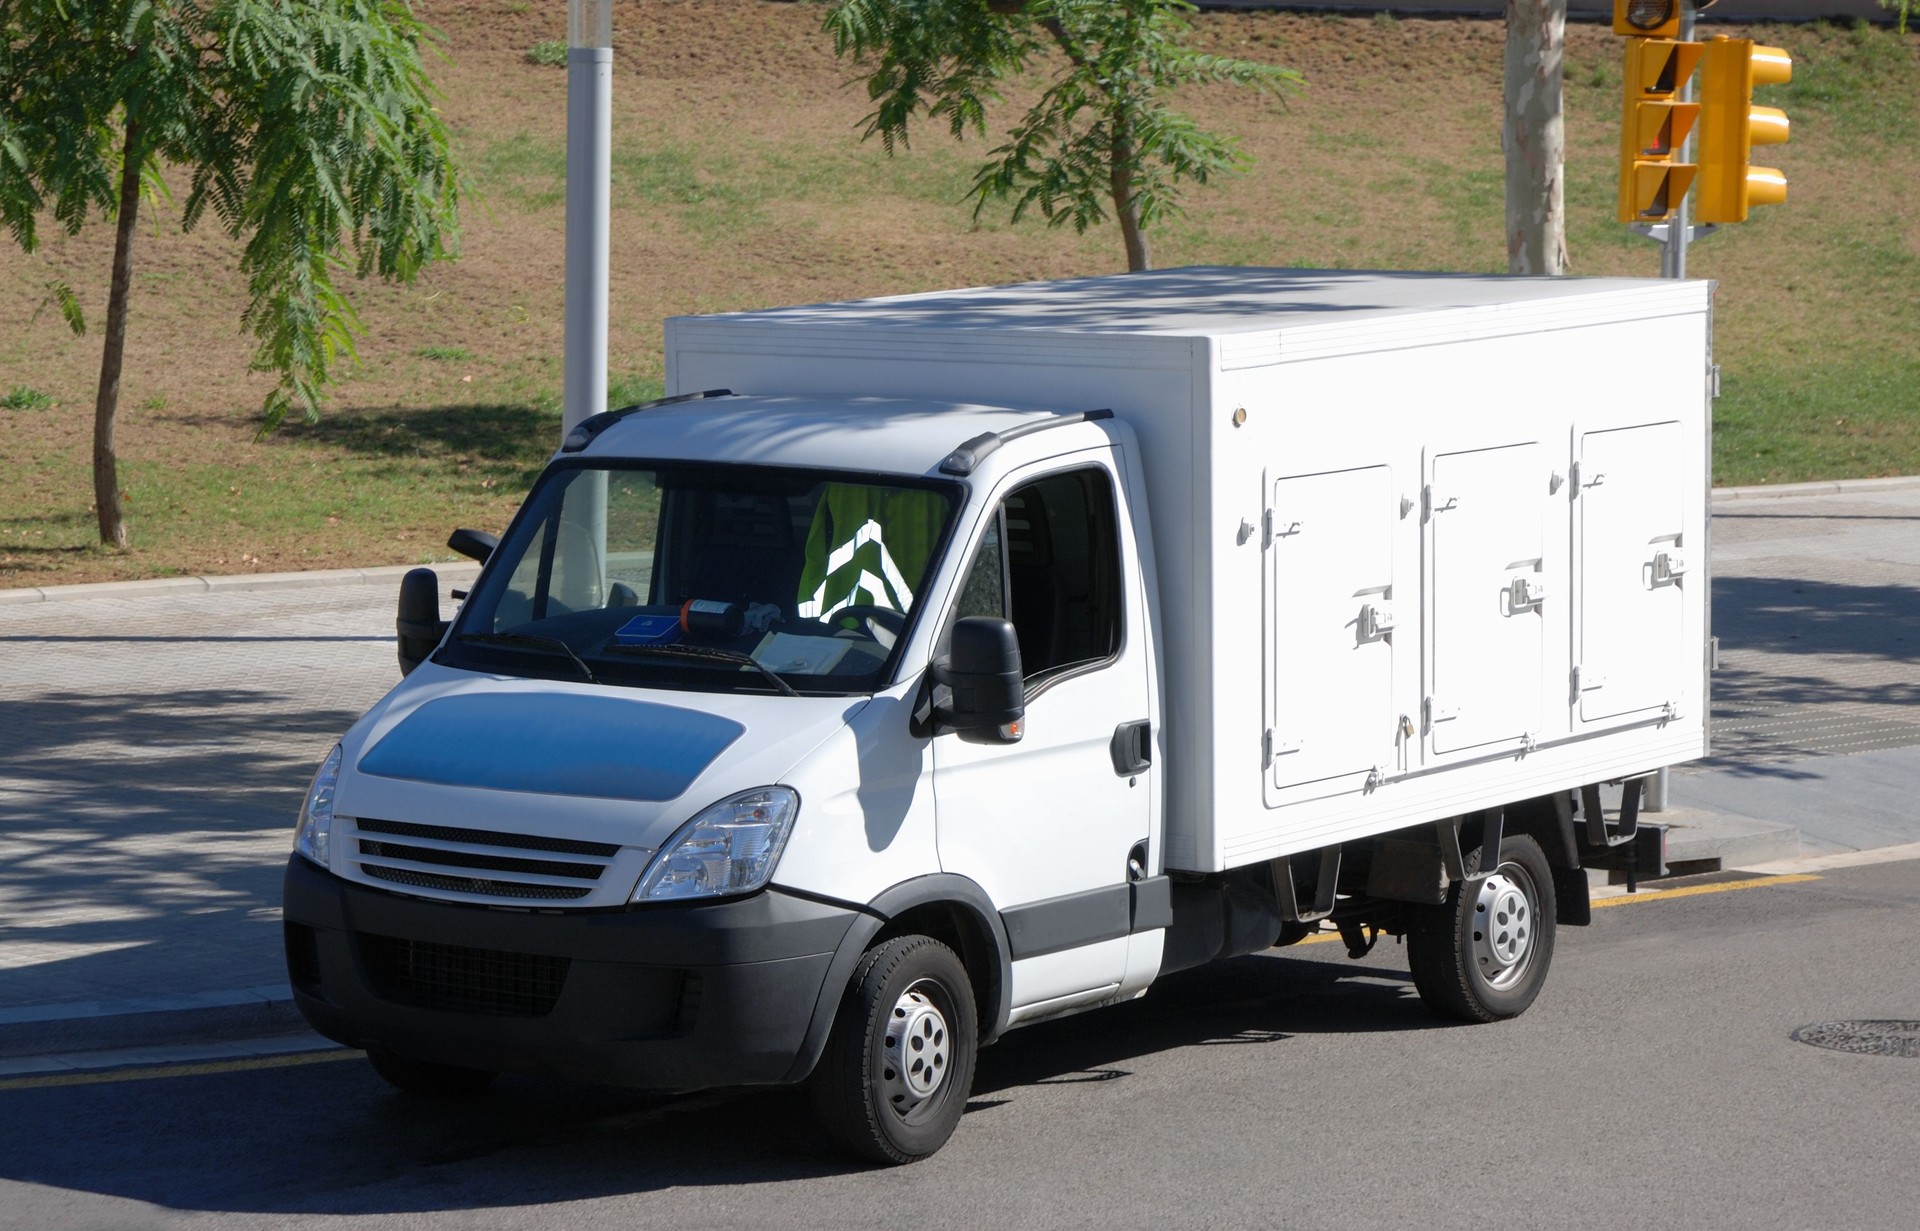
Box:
[1591,872,1822,907]
[0,1048,363,1092]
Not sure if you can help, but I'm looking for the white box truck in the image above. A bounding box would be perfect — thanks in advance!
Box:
[284,267,1710,1163]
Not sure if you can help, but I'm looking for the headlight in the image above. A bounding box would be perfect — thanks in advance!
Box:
[294,744,343,867]
[633,787,799,902]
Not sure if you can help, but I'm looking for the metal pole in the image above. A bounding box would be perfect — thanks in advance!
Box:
[1661,3,1698,281]
[563,0,612,435]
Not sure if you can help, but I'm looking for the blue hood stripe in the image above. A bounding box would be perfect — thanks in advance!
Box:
[357,694,745,803]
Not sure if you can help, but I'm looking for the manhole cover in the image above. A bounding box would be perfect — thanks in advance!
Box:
[1791,1020,1920,1058]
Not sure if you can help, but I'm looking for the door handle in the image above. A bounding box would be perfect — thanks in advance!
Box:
[1110,719,1152,776]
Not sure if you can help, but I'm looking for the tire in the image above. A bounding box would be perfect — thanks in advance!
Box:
[808,935,978,1165]
[366,1046,497,1097]
[1407,832,1557,1023]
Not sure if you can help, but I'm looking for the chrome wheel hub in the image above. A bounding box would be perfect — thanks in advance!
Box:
[881,983,951,1113]
[1472,869,1535,989]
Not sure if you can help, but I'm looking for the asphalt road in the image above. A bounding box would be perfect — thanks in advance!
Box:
[5,859,1915,1230]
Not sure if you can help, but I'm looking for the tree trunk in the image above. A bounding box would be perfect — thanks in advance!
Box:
[1040,14,1150,272]
[1503,0,1568,276]
[93,122,141,548]
[1110,121,1151,273]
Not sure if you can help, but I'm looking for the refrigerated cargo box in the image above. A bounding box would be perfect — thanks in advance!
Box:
[664,266,1712,873]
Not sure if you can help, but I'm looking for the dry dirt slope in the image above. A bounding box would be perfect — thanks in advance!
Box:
[1,2,1914,585]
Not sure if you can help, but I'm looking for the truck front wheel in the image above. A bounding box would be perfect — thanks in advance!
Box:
[808,935,978,1164]
[1407,833,1557,1023]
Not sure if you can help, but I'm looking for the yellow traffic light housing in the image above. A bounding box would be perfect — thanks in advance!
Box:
[1616,37,1702,224]
[1696,37,1792,224]
[1614,0,1682,39]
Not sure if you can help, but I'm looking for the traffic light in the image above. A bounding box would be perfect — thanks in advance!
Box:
[1616,35,1702,224]
[1696,37,1792,224]
[1614,0,1682,39]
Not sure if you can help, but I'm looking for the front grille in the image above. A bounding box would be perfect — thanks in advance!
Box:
[358,839,603,881]
[361,864,594,901]
[350,816,620,904]
[357,817,618,857]
[358,932,570,1017]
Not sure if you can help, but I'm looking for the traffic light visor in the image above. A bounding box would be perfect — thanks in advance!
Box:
[1615,0,1680,36]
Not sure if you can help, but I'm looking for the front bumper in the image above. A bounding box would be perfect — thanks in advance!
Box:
[282,855,860,1091]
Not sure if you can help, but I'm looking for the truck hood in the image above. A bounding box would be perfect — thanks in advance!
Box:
[333,664,870,858]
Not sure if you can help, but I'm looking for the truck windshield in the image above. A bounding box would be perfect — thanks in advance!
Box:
[438,461,961,696]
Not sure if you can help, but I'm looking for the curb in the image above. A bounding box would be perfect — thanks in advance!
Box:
[0,562,482,607]
[1710,475,1920,501]
[0,985,307,1060]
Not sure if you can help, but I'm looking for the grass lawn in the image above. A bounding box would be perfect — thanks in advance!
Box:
[2,3,1915,586]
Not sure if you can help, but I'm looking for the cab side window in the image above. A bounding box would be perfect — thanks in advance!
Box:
[957,467,1122,685]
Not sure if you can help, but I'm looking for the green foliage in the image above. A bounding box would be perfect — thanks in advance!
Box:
[607,373,665,410]
[525,39,567,67]
[29,280,85,334]
[1880,1,1912,36]
[823,0,1298,268]
[0,0,462,432]
[2,385,55,410]
[415,344,472,361]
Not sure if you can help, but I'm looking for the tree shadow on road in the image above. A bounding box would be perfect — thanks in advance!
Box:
[0,688,365,1007]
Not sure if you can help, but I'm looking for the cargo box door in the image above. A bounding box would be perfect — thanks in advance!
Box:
[1577,421,1688,722]
[1266,465,1396,792]
[1428,443,1545,754]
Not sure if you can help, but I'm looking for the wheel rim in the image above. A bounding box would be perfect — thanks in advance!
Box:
[880,980,951,1118]
[1471,863,1538,990]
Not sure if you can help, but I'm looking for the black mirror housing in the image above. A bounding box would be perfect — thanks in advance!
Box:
[447,527,499,565]
[397,567,449,676]
[937,616,1025,735]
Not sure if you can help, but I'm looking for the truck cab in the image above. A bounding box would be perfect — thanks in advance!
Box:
[285,392,1170,1162]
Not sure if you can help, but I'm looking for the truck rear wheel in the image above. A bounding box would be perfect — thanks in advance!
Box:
[365,1046,497,1097]
[808,935,978,1165]
[1407,833,1556,1023]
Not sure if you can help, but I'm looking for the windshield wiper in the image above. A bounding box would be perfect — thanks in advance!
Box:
[603,643,800,698]
[456,632,598,684]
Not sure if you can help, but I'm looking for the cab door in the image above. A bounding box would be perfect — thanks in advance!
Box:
[931,458,1152,1012]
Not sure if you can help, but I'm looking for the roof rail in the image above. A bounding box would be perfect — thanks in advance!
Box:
[937,409,1114,477]
[560,389,734,453]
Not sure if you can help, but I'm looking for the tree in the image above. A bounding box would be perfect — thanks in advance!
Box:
[1504,0,1567,275]
[824,0,1298,273]
[0,1,460,548]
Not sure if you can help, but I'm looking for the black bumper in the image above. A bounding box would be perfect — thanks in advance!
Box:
[282,855,863,1091]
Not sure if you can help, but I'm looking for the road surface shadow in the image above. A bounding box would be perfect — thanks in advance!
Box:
[0,950,1436,1214]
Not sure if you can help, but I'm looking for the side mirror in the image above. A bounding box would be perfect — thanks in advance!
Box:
[447,527,499,565]
[397,567,449,676]
[936,617,1025,739]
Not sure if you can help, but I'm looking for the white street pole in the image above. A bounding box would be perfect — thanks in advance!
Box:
[1661,2,1697,281]
[563,0,612,436]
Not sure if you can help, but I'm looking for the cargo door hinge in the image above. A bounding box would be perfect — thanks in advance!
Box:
[1261,508,1273,548]
[1567,461,1581,497]
[1710,364,1722,400]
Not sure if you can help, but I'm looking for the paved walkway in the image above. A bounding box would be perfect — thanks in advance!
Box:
[0,484,1916,1056]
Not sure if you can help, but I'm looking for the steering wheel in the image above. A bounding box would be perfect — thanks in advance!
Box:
[829,604,907,640]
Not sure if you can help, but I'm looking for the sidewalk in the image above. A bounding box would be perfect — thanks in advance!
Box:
[2,483,1917,1060]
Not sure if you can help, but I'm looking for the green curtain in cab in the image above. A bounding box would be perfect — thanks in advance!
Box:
[796,484,944,621]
